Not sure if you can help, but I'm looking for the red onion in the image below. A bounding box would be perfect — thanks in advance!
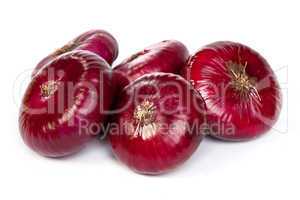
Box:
[109,73,205,174]
[32,29,118,77]
[19,50,113,157]
[181,41,281,141]
[112,40,189,90]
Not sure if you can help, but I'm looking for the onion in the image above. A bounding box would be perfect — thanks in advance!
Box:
[181,41,281,141]
[109,73,205,174]
[112,40,189,90]
[32,29,118,77]
[19,50,113,157]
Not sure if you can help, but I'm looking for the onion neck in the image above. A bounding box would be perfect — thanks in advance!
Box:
[228,61,259,99]
[125,49,149,63]
[134,100,156,126]
[53,42,78,56]
[133,100,157,140]
[40,80,58,98]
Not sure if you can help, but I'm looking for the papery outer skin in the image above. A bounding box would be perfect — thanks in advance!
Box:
[109,72,205,175]
[181,41,282,141]
[32,29,118,77]
[20,50,113,157]
[112,40,189,91]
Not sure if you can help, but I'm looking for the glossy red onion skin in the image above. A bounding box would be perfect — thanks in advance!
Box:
[20,50,113,157]
[32,29,118,77]
[109,73,205,174]
[181,41,281,141]
[112,40,189,90]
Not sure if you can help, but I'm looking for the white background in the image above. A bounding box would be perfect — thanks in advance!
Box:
[0,0,298,199]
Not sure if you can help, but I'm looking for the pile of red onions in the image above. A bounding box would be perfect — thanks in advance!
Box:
[19,30,281,175]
